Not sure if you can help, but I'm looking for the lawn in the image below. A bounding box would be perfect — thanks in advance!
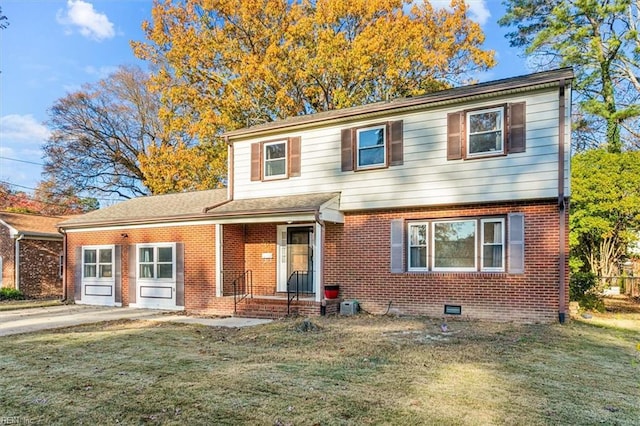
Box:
[0,299,638,425]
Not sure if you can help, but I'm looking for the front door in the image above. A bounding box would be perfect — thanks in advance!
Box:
[277,225,314,293]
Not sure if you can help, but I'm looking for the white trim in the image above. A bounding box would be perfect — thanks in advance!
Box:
[480,218,506,272]
[407,222,429,272]
[134,242,177,310]
[63,219,221,233]
[356,125,387,169]
[314,222,322,302]
[276,223,316,293]
[466,106,504,158]
[431,220,478,272]
[263,139,288,180]
[80,244,116,306]
[215,223,222,298]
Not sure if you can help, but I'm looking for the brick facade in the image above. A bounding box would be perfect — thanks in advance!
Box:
[18,239,63,299]
[324,199,569,323]
[0,225,15,288]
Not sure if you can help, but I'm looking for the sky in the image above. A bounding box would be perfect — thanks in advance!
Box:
[0,0,531,199]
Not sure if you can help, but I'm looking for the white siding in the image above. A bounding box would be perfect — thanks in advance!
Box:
[232,89,570,211]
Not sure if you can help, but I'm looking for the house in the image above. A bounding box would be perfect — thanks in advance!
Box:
[0,211,66,299]
[60,68,573,322]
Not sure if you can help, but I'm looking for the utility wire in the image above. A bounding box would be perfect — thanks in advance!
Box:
[0,156,45,166]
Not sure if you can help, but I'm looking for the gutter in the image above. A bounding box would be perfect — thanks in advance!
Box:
[14,234,24,291]
[558,79,567,324]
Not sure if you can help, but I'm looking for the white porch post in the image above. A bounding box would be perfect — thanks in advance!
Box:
[215,223,222,298]
[314,221,323,302]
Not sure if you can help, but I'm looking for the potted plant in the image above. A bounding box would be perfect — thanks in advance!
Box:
[324,284,339,299]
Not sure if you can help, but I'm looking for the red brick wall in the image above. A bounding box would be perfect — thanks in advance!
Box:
[324,200,569,323]
[221,224,245,295]
[19,239,63,299]
[65,224,217,310]
[244,224,277,295]
[0,225,15,288]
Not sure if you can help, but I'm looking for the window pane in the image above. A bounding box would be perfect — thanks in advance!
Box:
[158,264,173,279]
[99,265,112,278]
[433,221,476,268]
[84,265,96,278]
[483,221,502,244]
[158,247,173,263]
[410,247,427,268]
[84,249,96,264]
[358,128,384,148]
[140,264,154,278]
[140,248,154,263]
[265,158,286,176]
[358,147,385,167]
[99,249,112,263]
[265,143,286,160]
[483,245,503,268]
[410,225,427,246]
[469,132,502,153]
[469,111,500,133]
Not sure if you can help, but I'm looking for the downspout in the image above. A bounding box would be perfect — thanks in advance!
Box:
[59,227,67,302]
[314,210,325,306]
[558,79,567,323]
[14,234,24,291]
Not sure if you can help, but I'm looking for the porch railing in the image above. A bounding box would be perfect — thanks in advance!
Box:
[287,270,314,315]
[227,270,253,315]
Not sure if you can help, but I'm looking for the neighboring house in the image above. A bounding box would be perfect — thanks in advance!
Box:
[60,68,573,322]
[0,211,66,299]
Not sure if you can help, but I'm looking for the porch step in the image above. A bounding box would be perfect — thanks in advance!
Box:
[234,297,318,319]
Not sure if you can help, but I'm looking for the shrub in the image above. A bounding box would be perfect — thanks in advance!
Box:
[570,272,605,312]
[0,287,25,301]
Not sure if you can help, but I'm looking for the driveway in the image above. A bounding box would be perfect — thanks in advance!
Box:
[0,305,271,337]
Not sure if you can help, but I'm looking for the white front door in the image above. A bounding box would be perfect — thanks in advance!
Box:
[134,244,178,310]
[78,245,118,307]
[276,225,315,293]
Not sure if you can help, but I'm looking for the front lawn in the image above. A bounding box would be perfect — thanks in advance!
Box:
[0,300,638,425]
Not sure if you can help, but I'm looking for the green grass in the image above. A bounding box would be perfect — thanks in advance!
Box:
[0,298,63,311]
[0,302,638,425]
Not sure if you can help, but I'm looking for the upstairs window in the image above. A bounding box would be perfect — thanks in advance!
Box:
[357,126,386,168]
[264,140,287,179]
[83,247,113,279]
[467,107,504,157]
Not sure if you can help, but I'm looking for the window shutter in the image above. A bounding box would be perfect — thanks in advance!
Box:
[74,247,82,301]
[447,111,464,160]
[390,219,405,273]
[508,102,526,153]
[176,243,185,307]
[289,136,301,177]
[114,245,122,304]
[250,143,261,181]
[508,213,525,274]
[341,128,354,171]
[388,120,403,166]
[129,246,137,304]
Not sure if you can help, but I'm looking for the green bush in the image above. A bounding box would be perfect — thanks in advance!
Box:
[0,287,25,301]
[569,272,605,312]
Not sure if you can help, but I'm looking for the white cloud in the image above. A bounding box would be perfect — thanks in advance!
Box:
[57,0,115,41]
[84,65,119,79]
[427,0,491,26]
[0,115,51,143]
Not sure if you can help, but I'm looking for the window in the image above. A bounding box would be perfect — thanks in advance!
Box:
[263,140,287,179]
[467,107,504,157]
[433,220,477,271]
[83,247,113,279]
[138,244,175,280]
[357,125,386,168]
[408,223,428,271]
[481,219,505,271]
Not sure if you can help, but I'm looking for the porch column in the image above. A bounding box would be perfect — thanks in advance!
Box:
[215,223,222,298]
[314,221,323,302]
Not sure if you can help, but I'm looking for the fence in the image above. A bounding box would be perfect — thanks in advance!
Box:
[598,276,640,298]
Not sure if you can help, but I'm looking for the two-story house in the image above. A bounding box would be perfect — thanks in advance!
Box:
[59,68,573,322]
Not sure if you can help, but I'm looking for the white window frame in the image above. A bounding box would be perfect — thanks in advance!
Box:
[481,218,505,272]
[432,220,478,272]
[466,106,504,158]
[263,140,288,180]
[356,125,387,169]
[82,245,114,280]
[137,243,176,282]
[407,222,429,271]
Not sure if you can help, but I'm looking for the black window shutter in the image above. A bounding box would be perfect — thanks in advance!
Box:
[508,102,526,153]
[250,143,261,181]
[388,120,404,166]
[289,136,301,177]
[447,111,464,160]
[341,128,354,171]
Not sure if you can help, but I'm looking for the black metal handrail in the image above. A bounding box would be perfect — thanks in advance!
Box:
[229,270,252,314]
[287,270,313,315]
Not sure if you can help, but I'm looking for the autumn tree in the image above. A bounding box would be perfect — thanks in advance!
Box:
[132,0,495,143]
[0,181,98,215]
[570,149,640,277]
[499,0,640,152]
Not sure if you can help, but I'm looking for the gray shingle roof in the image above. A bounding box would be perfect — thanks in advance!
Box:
[206,193,340,216]
[58,189,228,228]
[0,211,69,238]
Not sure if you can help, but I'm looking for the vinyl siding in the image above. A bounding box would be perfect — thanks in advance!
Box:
[232,89,570,211]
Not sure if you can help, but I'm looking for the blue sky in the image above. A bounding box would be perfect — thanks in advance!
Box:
[0,0,530,197]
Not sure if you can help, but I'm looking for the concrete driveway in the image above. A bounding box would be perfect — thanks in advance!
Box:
[0,305,271,337]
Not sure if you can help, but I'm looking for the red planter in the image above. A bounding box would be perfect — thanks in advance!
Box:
[324,285,339,299]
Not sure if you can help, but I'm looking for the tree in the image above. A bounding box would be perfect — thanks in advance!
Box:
[132,0,495,142]
[570,149,640,277]
[0,181,98,216]
[499,0,640,152]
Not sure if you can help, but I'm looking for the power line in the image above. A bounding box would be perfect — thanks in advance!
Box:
[0,156,44,166]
